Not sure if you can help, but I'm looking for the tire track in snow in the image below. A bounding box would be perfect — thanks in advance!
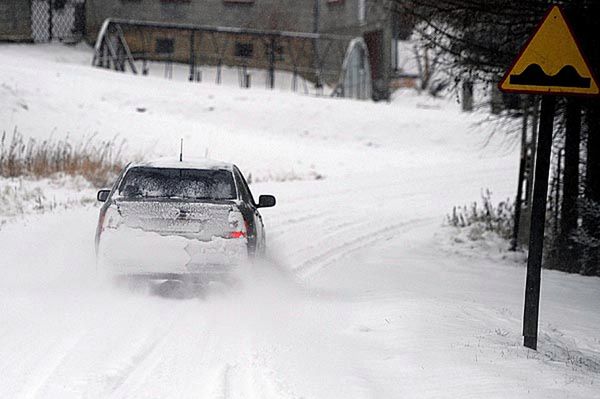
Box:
[262,175,437,281]
[99,322,177,396]
[217,363,234,399]
[294,217,434,278]
[268,209,331,234]
[213,353,302,399]
[206,314,301,399]
[280,216,375,256]
[21,332,87,399]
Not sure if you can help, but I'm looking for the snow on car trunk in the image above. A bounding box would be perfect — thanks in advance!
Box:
[98,201,248,276]
[114,200,237,238]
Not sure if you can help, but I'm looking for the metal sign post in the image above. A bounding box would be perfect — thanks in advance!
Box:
[522,95,554,350]
[499,5,599,350]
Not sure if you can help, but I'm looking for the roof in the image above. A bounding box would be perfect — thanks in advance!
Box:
[131,157,234,171]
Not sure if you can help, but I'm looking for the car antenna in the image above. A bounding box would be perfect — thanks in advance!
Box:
[179,138,183,162]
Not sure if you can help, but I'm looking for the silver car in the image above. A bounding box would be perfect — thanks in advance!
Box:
[95,158,276,285]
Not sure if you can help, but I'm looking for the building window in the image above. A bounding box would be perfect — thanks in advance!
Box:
[358,0,366,23]
[156,38,175,55]
[235,43,254,58]
[327,0,345,4]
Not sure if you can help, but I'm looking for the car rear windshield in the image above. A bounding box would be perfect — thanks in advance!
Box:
[118,167,236,200]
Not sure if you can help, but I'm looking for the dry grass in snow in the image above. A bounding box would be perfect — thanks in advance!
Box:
[0,129,125,187]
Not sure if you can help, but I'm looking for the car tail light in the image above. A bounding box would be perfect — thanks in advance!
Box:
[228,231,246,239]
[227,209,247,239]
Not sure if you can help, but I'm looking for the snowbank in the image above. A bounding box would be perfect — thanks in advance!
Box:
[0,174,96,227]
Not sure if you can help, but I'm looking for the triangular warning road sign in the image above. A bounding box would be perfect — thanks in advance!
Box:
[499,5,599,96]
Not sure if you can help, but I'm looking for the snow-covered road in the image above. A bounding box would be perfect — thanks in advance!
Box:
[1,44,599,398]
[2,169,599,398]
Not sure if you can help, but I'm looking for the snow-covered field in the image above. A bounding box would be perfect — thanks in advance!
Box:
[1,43,599,398]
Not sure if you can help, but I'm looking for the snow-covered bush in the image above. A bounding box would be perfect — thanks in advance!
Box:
[0,129,125,187]
[447,190,514,241]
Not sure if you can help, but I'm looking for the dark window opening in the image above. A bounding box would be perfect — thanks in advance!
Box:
[235,43,254,58]
[155,38,175,54]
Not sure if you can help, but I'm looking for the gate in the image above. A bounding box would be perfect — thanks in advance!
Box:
[31,0,86,43]
[338,38,372,100]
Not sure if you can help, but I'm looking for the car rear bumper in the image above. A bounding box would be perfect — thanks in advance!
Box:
[97,226,248,276]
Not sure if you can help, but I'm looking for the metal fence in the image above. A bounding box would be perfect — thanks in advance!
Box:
[92,19,373,99]
[31,0,86,43]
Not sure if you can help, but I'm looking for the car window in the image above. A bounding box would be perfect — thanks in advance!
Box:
[234,167,255,205]
[118,167,236,200]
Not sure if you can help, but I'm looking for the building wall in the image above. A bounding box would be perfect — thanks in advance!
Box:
[86,0,317,41]
[87,0,394,99]
[0,0,33,42]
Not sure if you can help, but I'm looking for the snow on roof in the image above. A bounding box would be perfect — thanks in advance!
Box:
[131,157,234,171]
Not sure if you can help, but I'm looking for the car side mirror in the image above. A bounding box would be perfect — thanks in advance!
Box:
[257,195,276,208]
[97,189,111,202]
